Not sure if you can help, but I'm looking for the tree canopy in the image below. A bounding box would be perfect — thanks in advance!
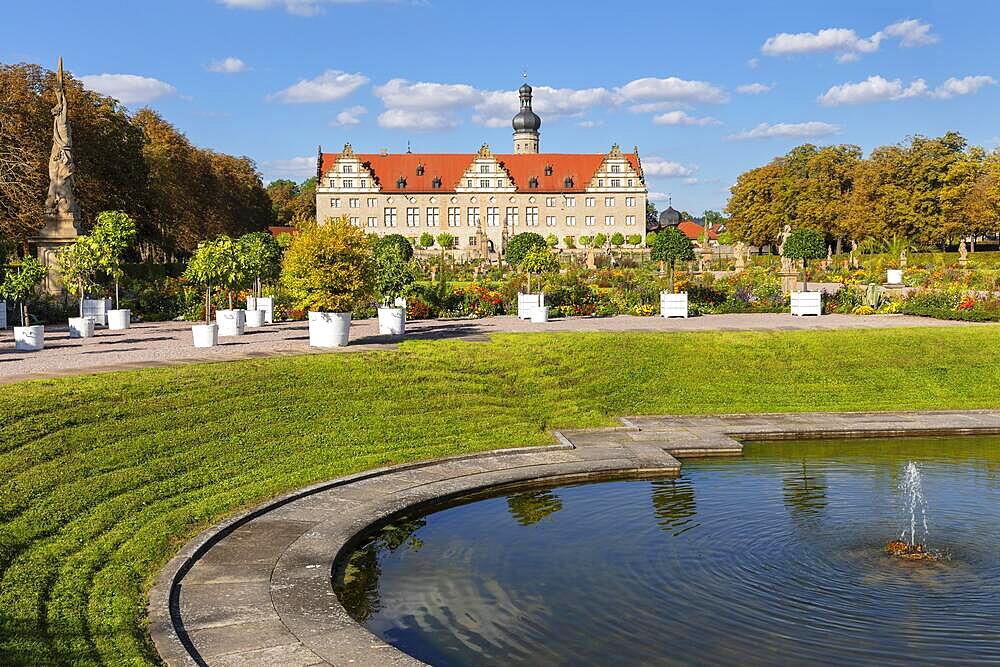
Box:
[504,232,547,266]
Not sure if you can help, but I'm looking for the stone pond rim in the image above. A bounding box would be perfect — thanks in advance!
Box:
[149,410,1000,666]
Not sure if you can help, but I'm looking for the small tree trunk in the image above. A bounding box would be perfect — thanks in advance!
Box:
[668,261,674,294]
[79,280,84,318]
[21,302,28,328]
[115,280,120,310]
[205,286,212,325]
[228,291,233,310]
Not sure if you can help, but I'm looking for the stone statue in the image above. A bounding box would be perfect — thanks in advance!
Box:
[959,240,969,267]
[44,58,80,221]
[899,247,908,269]
[733,241,748,271]
[777,224,791,256]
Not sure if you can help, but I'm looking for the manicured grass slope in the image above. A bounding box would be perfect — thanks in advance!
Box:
[1,328,999,665]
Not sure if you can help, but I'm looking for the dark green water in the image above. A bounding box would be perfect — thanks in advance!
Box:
[334,436,1000,666]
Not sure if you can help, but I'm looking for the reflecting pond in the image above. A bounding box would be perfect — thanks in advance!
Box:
[334,436,1000,666]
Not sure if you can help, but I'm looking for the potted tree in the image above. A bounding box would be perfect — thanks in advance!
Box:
[183,239,228,347]
[374,243,415,335]
[376,234,414,309]
[210,236,247,336]
[282,216,373,347]
[237,231,281,327]
[651,226,695,318]
[627,234,642,249]
[419,232,435,251]
[0,257,47,351]
[783,227,826,316]
[519,247,559,322]
[91,211,137,330]
[505,232,547,319]
[56,236,101,338]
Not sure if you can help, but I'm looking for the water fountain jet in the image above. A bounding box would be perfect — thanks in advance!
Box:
[886,461,936,561]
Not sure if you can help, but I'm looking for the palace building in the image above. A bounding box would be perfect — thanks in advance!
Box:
[315,83,648,257]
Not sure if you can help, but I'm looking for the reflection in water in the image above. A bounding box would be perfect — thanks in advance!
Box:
[650,478,698,535]
[335,518,425,623]
[335,436,1000,666]
[782,461,828,522]
[506,489,563,526]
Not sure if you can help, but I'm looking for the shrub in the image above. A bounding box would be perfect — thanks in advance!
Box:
[184,238,234,324]
[56,236,102,318]
[419,232,435,249]
[0,257,47,326]
[505,232,547,266]
[627,234,642,247]
[236,231,282,299]
[376,233,414,261]
[611,232,625,248]
[783,228,825,290]
[282,217,374,313]
[519,247,560,293]
[650,227,695,293]
[593,233,608,249]
[436,233,456,250]
[563,236,576,249]
[90,210,137,308]
[373,244,415,306]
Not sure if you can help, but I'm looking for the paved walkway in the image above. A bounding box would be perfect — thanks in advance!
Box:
[0,313,985,384]
[148,410,1000,666]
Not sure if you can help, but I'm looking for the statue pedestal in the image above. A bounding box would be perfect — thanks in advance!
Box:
[779,271,798,294]
[30,212,81,294]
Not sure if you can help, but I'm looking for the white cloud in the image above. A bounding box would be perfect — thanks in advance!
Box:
[737,82,773,95]
[884,19,939,47]
[578,120,600,128]
[683,177,700,185]
[333,105,367,126]
[727,121,840,141]
[268,70,368,103]
[616,76,728,104]
[473,85,612,126]
[819,74,994,105]
[261,156,315,181]
[648,191,672,202]
[627,101,688,114]
[818,75,927,106]
[652,110,720,126]
[747,58,759,69]
[643,157,694,178]
[207,57,247,73]
[218,0,384,16]
[930,75,995,99]
[79,73,176,104]
[374,79,481,111]
[761,19,937,61]
[377,108,457,131]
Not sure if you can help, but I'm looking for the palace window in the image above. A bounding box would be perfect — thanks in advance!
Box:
[367,217,377,227]
[416,164,425,176]
[546,216,556,227]
[360,179,367,188]
[605,215,615,226]
[585,197,595,207]
[480,164,490,173]
[432,177,442,189]
[330,198,340,208]
[467,179,472,188]
[349,198,359,208]
[545,196,556,207]
[343,165,354,173]
[384,208,397,227]
[605,197,615,207]
[544,164,553,176]
[406,207,419,227]
[627,179,633,187]
[585,216,595,226]
[343,179,354,188]
[327,179,335,187]
[626,215,636,226]
[496,179,505,188]
[626,197,636,207]
[529,177,538,189]
[487,207,500,227]
[564,176,574,188]
[448,207,461,227]
[506,207,519,227]
[526,207,539,226]
[610,165,621,173]
[480,179,490,188]
[610,179,620,188]
[468,207,480,226]
[396,176,407,189]
[598,179,604,187]
[350,217,359,226]
[565,196,576,207]
[468,236,476,246]
[427,207,440,227]
[367,197,377,207]
[566,215,576,226]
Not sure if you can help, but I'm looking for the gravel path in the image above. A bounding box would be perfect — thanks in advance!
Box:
[0,313,985,384]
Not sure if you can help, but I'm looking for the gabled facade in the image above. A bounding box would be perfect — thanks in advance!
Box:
[315,83,649,256]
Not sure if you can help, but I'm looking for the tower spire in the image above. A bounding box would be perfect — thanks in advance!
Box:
[511,79,541,154]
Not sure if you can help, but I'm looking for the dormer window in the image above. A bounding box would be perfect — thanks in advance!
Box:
[432,176,442,189]
[416,163,425,176]
[397,176,407,189]
[564,176,574,188]
[529,176,538,189]
[544,164,553,176]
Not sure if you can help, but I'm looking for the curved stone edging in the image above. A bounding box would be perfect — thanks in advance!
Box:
[150,410,1000,666]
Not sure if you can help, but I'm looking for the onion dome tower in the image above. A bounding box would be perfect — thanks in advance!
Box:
[512,83,541,154]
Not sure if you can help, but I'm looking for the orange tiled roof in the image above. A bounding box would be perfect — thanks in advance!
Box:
[319,152,642,194]
[678,220,719,241]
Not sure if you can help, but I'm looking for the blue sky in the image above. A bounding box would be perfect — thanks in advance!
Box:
[3,0,998,213]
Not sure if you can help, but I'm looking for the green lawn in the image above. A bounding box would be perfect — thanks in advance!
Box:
[2,327,1000,665]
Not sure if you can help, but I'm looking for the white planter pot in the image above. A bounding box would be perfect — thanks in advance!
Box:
[245,309,266,328]
[886,269,903,285]
[517,292,544,319]
[0,300,6,330]
[660,291,689,318]
[529,305,549,323]
[377,306,406,335]
[107,309,131,330]
[82,298,113,327]
[14,325,44,351]
[308,311,352,347]
[192,323,219,348]
[790,291,822,316]
[216,309,246,336]
[68,316,96,338]
[247,296,275,324]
